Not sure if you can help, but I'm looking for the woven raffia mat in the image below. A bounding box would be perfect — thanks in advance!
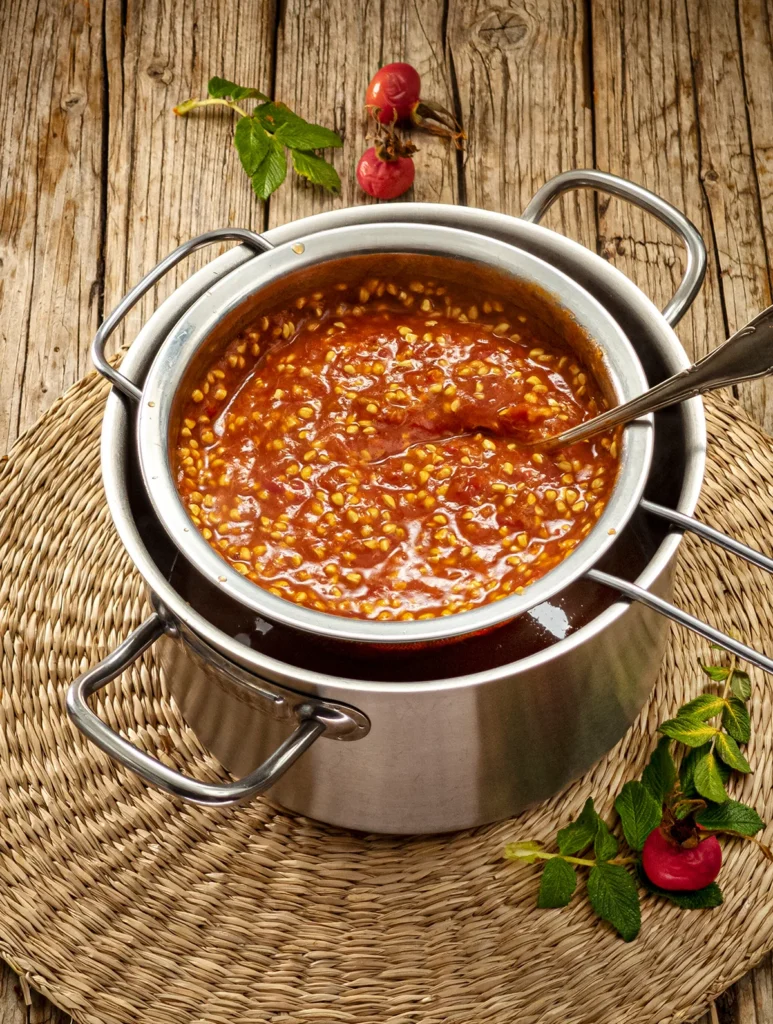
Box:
[1,373,773,1024]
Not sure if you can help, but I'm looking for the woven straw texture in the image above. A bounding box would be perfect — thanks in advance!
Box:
[0,371,772,1024]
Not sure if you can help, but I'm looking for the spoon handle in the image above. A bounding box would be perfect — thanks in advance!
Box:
[538,304,773,452]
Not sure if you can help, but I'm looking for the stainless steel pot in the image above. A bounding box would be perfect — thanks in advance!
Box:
[131,224,654,644]
[68,171,773,833]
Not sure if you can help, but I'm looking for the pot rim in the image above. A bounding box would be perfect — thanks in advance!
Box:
[137,221,653,644]
[102,202,707,694]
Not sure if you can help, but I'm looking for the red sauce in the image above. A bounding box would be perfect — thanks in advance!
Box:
[174,271,619,620]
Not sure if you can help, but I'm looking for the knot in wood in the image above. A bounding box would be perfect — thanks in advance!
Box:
[476,7,530,49]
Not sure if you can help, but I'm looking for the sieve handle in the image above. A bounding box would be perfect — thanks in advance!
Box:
[521,170,706,327]
[92,229,273,401]
[587,570,773,675]
[66,613,328,806]
[642,499,773,574]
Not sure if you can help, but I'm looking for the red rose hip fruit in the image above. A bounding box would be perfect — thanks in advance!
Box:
[356,146,415,200]
[642,826,722,891]
[366,62,422,125]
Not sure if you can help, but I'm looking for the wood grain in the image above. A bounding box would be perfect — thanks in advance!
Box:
[2,0,773,1021]
[447,0,596,244]
[102,0,278,351]
[0,0,104,453]
[269,0,458,229]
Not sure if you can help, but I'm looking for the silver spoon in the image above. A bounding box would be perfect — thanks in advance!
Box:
[532,304,773,452]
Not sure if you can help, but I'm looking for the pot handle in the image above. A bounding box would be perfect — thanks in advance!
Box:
[67,613,329,806]
[92,229,273,402]
[521,170,706,328]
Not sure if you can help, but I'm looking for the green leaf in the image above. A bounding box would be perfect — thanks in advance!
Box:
[731,669,752,701]
[639,870,724,909]
[250,135,287,200]
[291,149,342,193]
[504,841,544,864]
[715,733,751,774]
[722,697,751,744]
[537,857,577,908]
[693,749,729,803]
[587,864,641,942]
[557,798,600,856]
[696,799,764,837]
[679,694,727,721]
[275,119,342,151]
[615,781,663,852]
[659,715,719,748]
[208,76,269,102]
[641,737,677,805]
[680,743,731,798]
[254,101,305,133]
[234,116,270,176]
[700,663,730,682]
[594,819,619,862]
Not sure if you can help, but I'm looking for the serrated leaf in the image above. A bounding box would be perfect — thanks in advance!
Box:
[594,818,619,862]
[696,799,764,837]
[537,857,577,908]
[291,149,342,193]
[208,76,268,102]
[587,864,641,942]
[503,841,544,864]
[659,715,719,748]
[642,736,677,805]
[722,697,751,743]
[251,135,287,200]
[700,663,730,682]
[254,101,304,133]
[694,749,729,803]
[731,669,752,701]
[234,116,270,176]
[275,119,342,150]
[715,732,751,773]
[679,694,727,721]
[680,743,731,798]
[639,869,724,909]
[557,798,600,856]
[614,781,663,852]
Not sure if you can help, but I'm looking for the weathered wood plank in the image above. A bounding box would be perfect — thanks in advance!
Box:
[684,0,772,428]
[592,0,773,430]
[591,0,726,378]
[737,0,773,293]
[447,0,595,246]
[0,0,104,453]
[0,966,26,1024]
[269,0,458,230]
[102,0,278,352]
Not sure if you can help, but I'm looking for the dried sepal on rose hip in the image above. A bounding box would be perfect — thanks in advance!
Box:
[356,134,417,200]
[505,648,768,941]
[173,77,343,200]
[365,62,465,147]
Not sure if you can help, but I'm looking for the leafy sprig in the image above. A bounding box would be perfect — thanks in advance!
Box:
[174,78,343,200]
[505,648,768,941]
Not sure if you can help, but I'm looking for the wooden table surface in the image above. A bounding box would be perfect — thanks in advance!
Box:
[1,0,772,1021]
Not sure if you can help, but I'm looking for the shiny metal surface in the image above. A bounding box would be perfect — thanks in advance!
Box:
[537,304,773,450]
[642,498,773,573]
[76,181,721,832]
[521,169,706,327]
[136,221,653,645]
[588,570,773,673]
[91,229,272,401]
[66,611,369,806]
